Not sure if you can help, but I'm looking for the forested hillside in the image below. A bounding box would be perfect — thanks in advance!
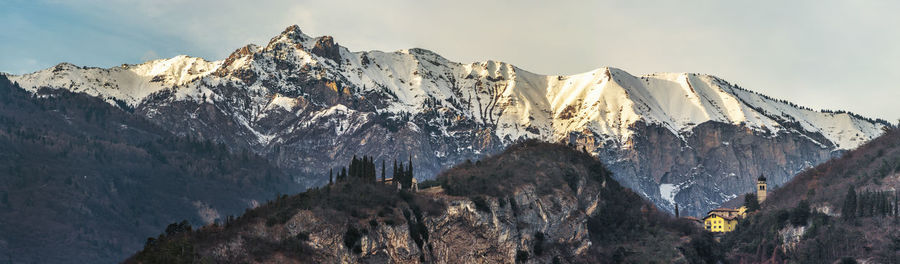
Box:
[0,76,299,263]
[723,128,900,263]
[128,141,722,263]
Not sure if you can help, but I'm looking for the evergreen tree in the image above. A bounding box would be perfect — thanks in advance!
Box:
[675,204,679,218]
[858,191,866,217]
[381,160,386,183]
[368,156,376,182]
[401,157,413,189]
[364,156,370,181]
[790,199,811,226]
[329,168,333,185]
[744,193,760,212]
[891,192,900,216]
[396,161,405,188]
[842,186,857,220]
[350,155,359,179]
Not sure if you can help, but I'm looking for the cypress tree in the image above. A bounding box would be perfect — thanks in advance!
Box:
[381,160,386,183]
[393,159,398,180]
[675,204,679,218]
[744,193,760,212]
[329,168,333,185]
[403,158,413,189]
[860,191,869,217]
[843,186,857,220]
[360,156,366,180]
[790,199,810,226]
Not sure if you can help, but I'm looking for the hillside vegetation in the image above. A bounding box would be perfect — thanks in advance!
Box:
[128,140,722,263]
[722,128,900,263]
[0,76,298,263]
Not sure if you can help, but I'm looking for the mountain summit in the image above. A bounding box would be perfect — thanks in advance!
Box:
[5,25,892,216]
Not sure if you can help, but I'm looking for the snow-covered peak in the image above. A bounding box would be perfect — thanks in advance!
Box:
[265,25,314,49]
[8,55,221,106]
[128,55,222,86]
[5,26,889,150]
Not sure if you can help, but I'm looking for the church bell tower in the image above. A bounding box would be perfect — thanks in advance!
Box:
[757,175,767,203]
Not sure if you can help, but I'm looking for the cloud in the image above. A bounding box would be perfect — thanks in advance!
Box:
[140,50,160,62]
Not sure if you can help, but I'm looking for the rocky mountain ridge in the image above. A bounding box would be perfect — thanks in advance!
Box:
[5,25,891,216]
[128,141,721,263]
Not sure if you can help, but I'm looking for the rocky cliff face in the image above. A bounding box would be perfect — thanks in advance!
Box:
[7,25,891,217]
[200,185,596,263]
[129,141,717,263]
[597,122,836,216]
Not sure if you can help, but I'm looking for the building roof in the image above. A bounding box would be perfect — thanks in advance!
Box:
[703,214,740,221]
[758,175,767,181]
[710,207,739,212]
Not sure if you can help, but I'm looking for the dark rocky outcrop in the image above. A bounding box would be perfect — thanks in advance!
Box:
[311,36,341,62]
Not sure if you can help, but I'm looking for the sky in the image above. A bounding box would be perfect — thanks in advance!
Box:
[1,0,898,122]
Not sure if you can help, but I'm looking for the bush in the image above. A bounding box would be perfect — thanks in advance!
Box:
[533,232,545,256]
[515,250,529,262]
[790,200,811,226]
[343,226,363,254]
[839,257,858,264]
[471,196,491,212]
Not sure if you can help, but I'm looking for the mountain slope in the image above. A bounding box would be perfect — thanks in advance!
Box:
[722,128,900,263]
[5,25,891,216]
[127,141,722,263]
[0,76,298,263]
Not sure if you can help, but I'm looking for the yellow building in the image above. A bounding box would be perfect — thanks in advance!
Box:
[700,177,765,233]
[703,214,739,233]
[702,207,750,233]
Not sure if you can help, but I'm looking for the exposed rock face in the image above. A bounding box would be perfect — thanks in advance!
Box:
[7,24,891,218]
[129,141,712,263]
[200,185,595,263]
[311,36,342,62]
[595,122,835,216]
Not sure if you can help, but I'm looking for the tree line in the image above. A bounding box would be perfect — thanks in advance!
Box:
[842,186,899,219]
[329,155,415,190]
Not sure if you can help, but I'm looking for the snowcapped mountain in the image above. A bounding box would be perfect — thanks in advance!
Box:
[6,25,891,216]
[11,55,221,106]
